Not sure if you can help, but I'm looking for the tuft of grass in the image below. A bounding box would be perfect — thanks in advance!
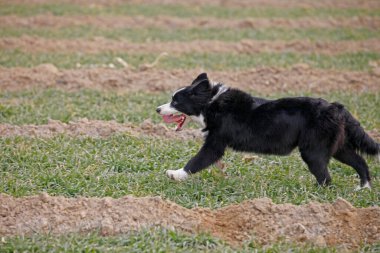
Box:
[1,50,379,71]
[0,90,379,130]
[0,3,378,18]
[1,27,378,42]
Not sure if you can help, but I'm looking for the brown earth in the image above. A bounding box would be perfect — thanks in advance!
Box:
[1,65,380,94]
[3,0,380,9]
[1,119,379,142]
[0,194,379,249]
[0,119,201,140]
[1,15,379,30]
[2,36,380,55]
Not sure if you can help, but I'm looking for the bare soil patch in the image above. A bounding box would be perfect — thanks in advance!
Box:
[1,15,379,30]
[1,120,379,142]
[0,194,379,249]
[1,65,380,94]
[3,0,380,9]
[2,37,380,55]
[0,119,201,140]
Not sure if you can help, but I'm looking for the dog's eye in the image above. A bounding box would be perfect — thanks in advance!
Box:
[171,101,178,106]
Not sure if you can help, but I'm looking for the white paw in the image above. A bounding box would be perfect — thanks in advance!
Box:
[166,168,189,181]
[354,181,371,191]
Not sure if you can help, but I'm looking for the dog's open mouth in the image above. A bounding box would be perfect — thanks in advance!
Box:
[162,114,187,131]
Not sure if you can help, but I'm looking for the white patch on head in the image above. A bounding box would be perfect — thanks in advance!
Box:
[156,87,186,115]
[166,168,189,181]
[172,87,186,97]
[190,114,205,128]
[157,102,179,115]
[211,84,228,102]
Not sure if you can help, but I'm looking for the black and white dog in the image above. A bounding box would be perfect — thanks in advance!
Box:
[156,73,379,188]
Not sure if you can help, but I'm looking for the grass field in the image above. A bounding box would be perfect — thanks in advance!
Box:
[0,89,379,128]
[1,51,380,70]
[0,1,379,252]
[2,27,378,41]
[1,3,378,18]
[1,229,355,253]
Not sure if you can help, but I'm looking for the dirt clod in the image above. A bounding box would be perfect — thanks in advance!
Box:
[0,194,379,249]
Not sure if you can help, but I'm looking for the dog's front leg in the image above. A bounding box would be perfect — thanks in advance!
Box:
[166,138,226,181]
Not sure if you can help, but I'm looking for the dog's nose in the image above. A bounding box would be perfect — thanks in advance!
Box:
[156,107,161,114]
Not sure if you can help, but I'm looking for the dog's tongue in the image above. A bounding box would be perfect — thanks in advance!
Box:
[162,114,187,131]
[162,114,183,123]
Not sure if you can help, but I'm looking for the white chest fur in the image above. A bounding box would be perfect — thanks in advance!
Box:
[190,114,206,128]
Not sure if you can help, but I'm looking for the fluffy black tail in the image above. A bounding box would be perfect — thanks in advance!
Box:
[342,106,380,156]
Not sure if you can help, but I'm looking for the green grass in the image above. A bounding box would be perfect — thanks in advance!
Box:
[0,1,379,251]
[1,3,378,18]
[1,89,377,209]
[0,89,379,130]
[0,89,378,209]
[0,229,226,253]
[4,229,374,253]
[0,90,165,125]
[1,134,379,208]
[1,50,379,71]
[1,26,378,42]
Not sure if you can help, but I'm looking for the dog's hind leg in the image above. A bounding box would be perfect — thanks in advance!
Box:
[300,149,332,186]
[333,147,371,189]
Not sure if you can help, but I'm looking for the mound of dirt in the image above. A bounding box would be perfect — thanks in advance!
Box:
[0,194,379,249]
[2,37,379,55]
[1,66,380,94]
[0,119,202,140]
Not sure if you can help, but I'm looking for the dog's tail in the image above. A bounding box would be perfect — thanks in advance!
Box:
[340,104,380,157]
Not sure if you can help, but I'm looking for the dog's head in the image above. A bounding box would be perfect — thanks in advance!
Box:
[156,73,213,131]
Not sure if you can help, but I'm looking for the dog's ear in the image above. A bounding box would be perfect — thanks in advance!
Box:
[191,73,208,85]
[192,79,211,94]
[190,73,211,93]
